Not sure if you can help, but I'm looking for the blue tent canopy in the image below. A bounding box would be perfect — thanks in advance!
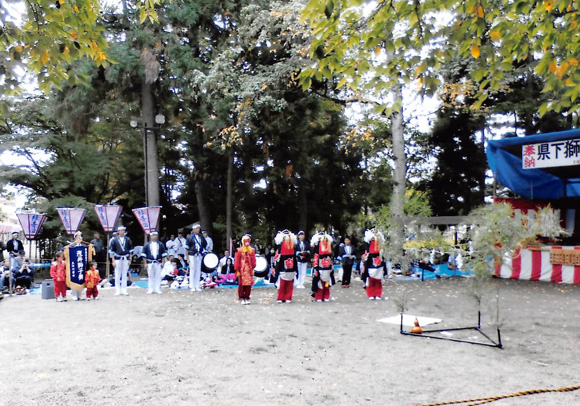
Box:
[487,128,580,199]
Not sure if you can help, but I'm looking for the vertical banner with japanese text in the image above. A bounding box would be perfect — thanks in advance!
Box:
[65,244,91,290]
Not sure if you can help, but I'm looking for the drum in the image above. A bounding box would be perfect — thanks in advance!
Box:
[202,253,219,273]
[254,256,269,278]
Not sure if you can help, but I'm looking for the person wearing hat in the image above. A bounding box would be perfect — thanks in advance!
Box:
[361,229,387,300]
[141,231,167,294]
[338,236,357,288]
[185,223,207,292]
[294,231,309,289]
[234,234,256,305]
[109,226,134,296]
[310,232,336,302]
[6,232,24,272]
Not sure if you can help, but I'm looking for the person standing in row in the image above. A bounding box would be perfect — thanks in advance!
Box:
[50,253,67,302]
[362,229,387,300]
[294,231,309,289]
[235,234,255,305]
[176,232,187,258]
[109,225,133,296]
[91,232,106,278]
[273,230,297,303]
[311,232,335,302]
[202,230,214,252]
[141,231,167,294]
[6,232,23,272]
[338,236,356,288]
[185,223,207,292]
[165,234,179,257]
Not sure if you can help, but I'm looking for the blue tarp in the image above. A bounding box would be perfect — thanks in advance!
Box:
[487,128,580,199]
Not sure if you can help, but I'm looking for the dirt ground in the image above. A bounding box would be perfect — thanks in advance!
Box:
[1,276,579,406]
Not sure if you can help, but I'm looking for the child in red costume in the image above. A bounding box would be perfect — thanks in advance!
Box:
[50,253,67,302]
[234,235,256,305]
[85,261,101,300]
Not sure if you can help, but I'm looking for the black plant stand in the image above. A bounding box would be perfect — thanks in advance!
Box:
[400,311,503,349]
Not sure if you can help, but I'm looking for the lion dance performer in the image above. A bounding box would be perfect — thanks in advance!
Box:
[310,232,335,302]
[234,234,256,305]
[273,230,297,303]
[361,229,387,300]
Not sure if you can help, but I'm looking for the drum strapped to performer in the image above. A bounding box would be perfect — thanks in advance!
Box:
[202,252,219,273]
[254,256,269,277]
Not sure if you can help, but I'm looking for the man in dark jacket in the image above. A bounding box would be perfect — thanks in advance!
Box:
[338,236,357,288]
[6,232,24,271]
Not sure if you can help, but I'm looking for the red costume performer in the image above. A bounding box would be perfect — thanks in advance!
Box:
[310,232,335,302]
[362,229,387,300]
[235,235,256,305]
[85,266,101,300]
[273,230,297,303]
[50,255,67,302]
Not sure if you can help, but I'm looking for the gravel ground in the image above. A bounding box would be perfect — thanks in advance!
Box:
[1,276,579,405]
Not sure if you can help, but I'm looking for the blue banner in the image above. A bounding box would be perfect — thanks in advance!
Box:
[67,244,89,286]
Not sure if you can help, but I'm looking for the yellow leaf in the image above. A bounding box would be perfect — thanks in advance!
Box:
[468,5,475,13]
[41,50,50,64]
[375,46,381,56]
[544,0,553,12]
[73,5,78,12]
[558,62,569,77]
[565,77,574,86]
[549,60,557,73]
[261,83,268,90]
[14,45,23,52]
[476,5,485,18]
[70,31,79,40]
[490,30,501,41]
[471,44,480,59]
[569,57,579,66]
[139,9,148,24]
[63,45,70,54]
[91,41,99,52]
[416,77,422,90]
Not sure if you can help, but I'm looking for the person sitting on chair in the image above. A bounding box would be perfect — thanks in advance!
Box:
[218,250,235,275]
[14,258,34,290]
[1,259,15,292]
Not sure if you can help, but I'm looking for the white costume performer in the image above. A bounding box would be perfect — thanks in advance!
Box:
[141,231,167,294]
[109,226,133,296]
[185,223,207,292]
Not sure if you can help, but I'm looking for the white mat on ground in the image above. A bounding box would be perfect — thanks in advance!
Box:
[378,314,442,327]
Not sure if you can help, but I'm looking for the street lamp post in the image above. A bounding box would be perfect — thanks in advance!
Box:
[130,114,165,207]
